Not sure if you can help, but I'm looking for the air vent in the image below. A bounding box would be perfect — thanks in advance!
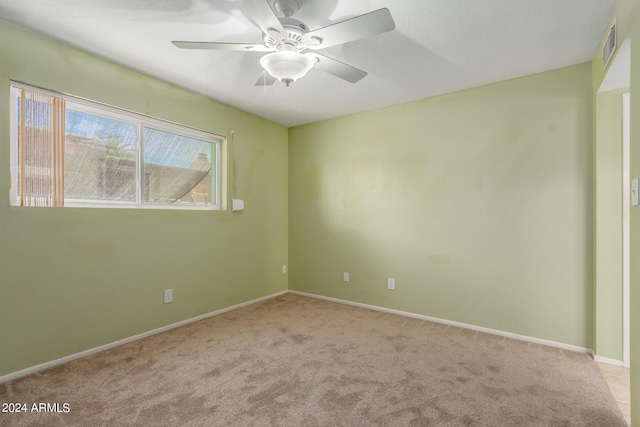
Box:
[603,17,617,69]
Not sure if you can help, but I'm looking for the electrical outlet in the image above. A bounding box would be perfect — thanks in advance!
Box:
[163,289,173,304]
[343,272,349,282]
[387,278,395,290]
[282,265,287,274]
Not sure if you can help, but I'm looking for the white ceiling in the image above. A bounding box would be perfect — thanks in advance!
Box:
[0,0,617,127]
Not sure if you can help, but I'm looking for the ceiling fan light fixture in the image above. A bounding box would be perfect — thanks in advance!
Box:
[259,51,315,86]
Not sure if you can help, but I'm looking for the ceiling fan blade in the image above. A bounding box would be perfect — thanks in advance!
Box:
[254,71,277,86]
[302,8,395,50]
[172,41,271,52]
[307,53,367,83]
[241,0,287,40]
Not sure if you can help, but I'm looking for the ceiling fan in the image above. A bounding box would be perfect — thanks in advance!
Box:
[172,0,395,86]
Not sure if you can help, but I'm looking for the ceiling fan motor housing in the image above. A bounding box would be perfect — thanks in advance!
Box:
[263,17,309,52]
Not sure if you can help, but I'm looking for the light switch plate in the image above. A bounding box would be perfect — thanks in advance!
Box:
[232,198,244,211]
[632,178,639,207]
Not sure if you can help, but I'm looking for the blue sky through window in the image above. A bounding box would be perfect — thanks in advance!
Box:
[66,109,137,147]
[18,97,212,169]
[64,109,211,169]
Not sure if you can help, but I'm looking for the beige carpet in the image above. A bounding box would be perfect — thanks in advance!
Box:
[0,294,627,426]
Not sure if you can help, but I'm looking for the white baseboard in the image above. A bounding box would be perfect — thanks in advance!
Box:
[0,290,288,384]
[593,355,625,367]
[0,288,596,384]
[288,290,592,354]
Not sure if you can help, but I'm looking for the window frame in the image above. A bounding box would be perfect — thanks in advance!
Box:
[9,82,222,210]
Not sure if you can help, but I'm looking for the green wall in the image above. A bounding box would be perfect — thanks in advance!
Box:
[594,89,627,361]
[0,19,288,377]
[289,63,594,348]
[2,7,637,419]
[591,0,636,367]
[591,0,637,419]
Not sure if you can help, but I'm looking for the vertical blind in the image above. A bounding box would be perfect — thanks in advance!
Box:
[18,88,66,207]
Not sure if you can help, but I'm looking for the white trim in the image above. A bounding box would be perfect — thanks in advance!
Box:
[288,291,592,354]
[0,289,595,384]
[62,199,217,210]
[0,291,288,384]
[622,92,631,368]
[213,139,221,207]
[137,119,145,207]
[594,355,625,367]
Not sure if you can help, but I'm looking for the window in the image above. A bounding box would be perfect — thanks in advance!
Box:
[9,83,221,210]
